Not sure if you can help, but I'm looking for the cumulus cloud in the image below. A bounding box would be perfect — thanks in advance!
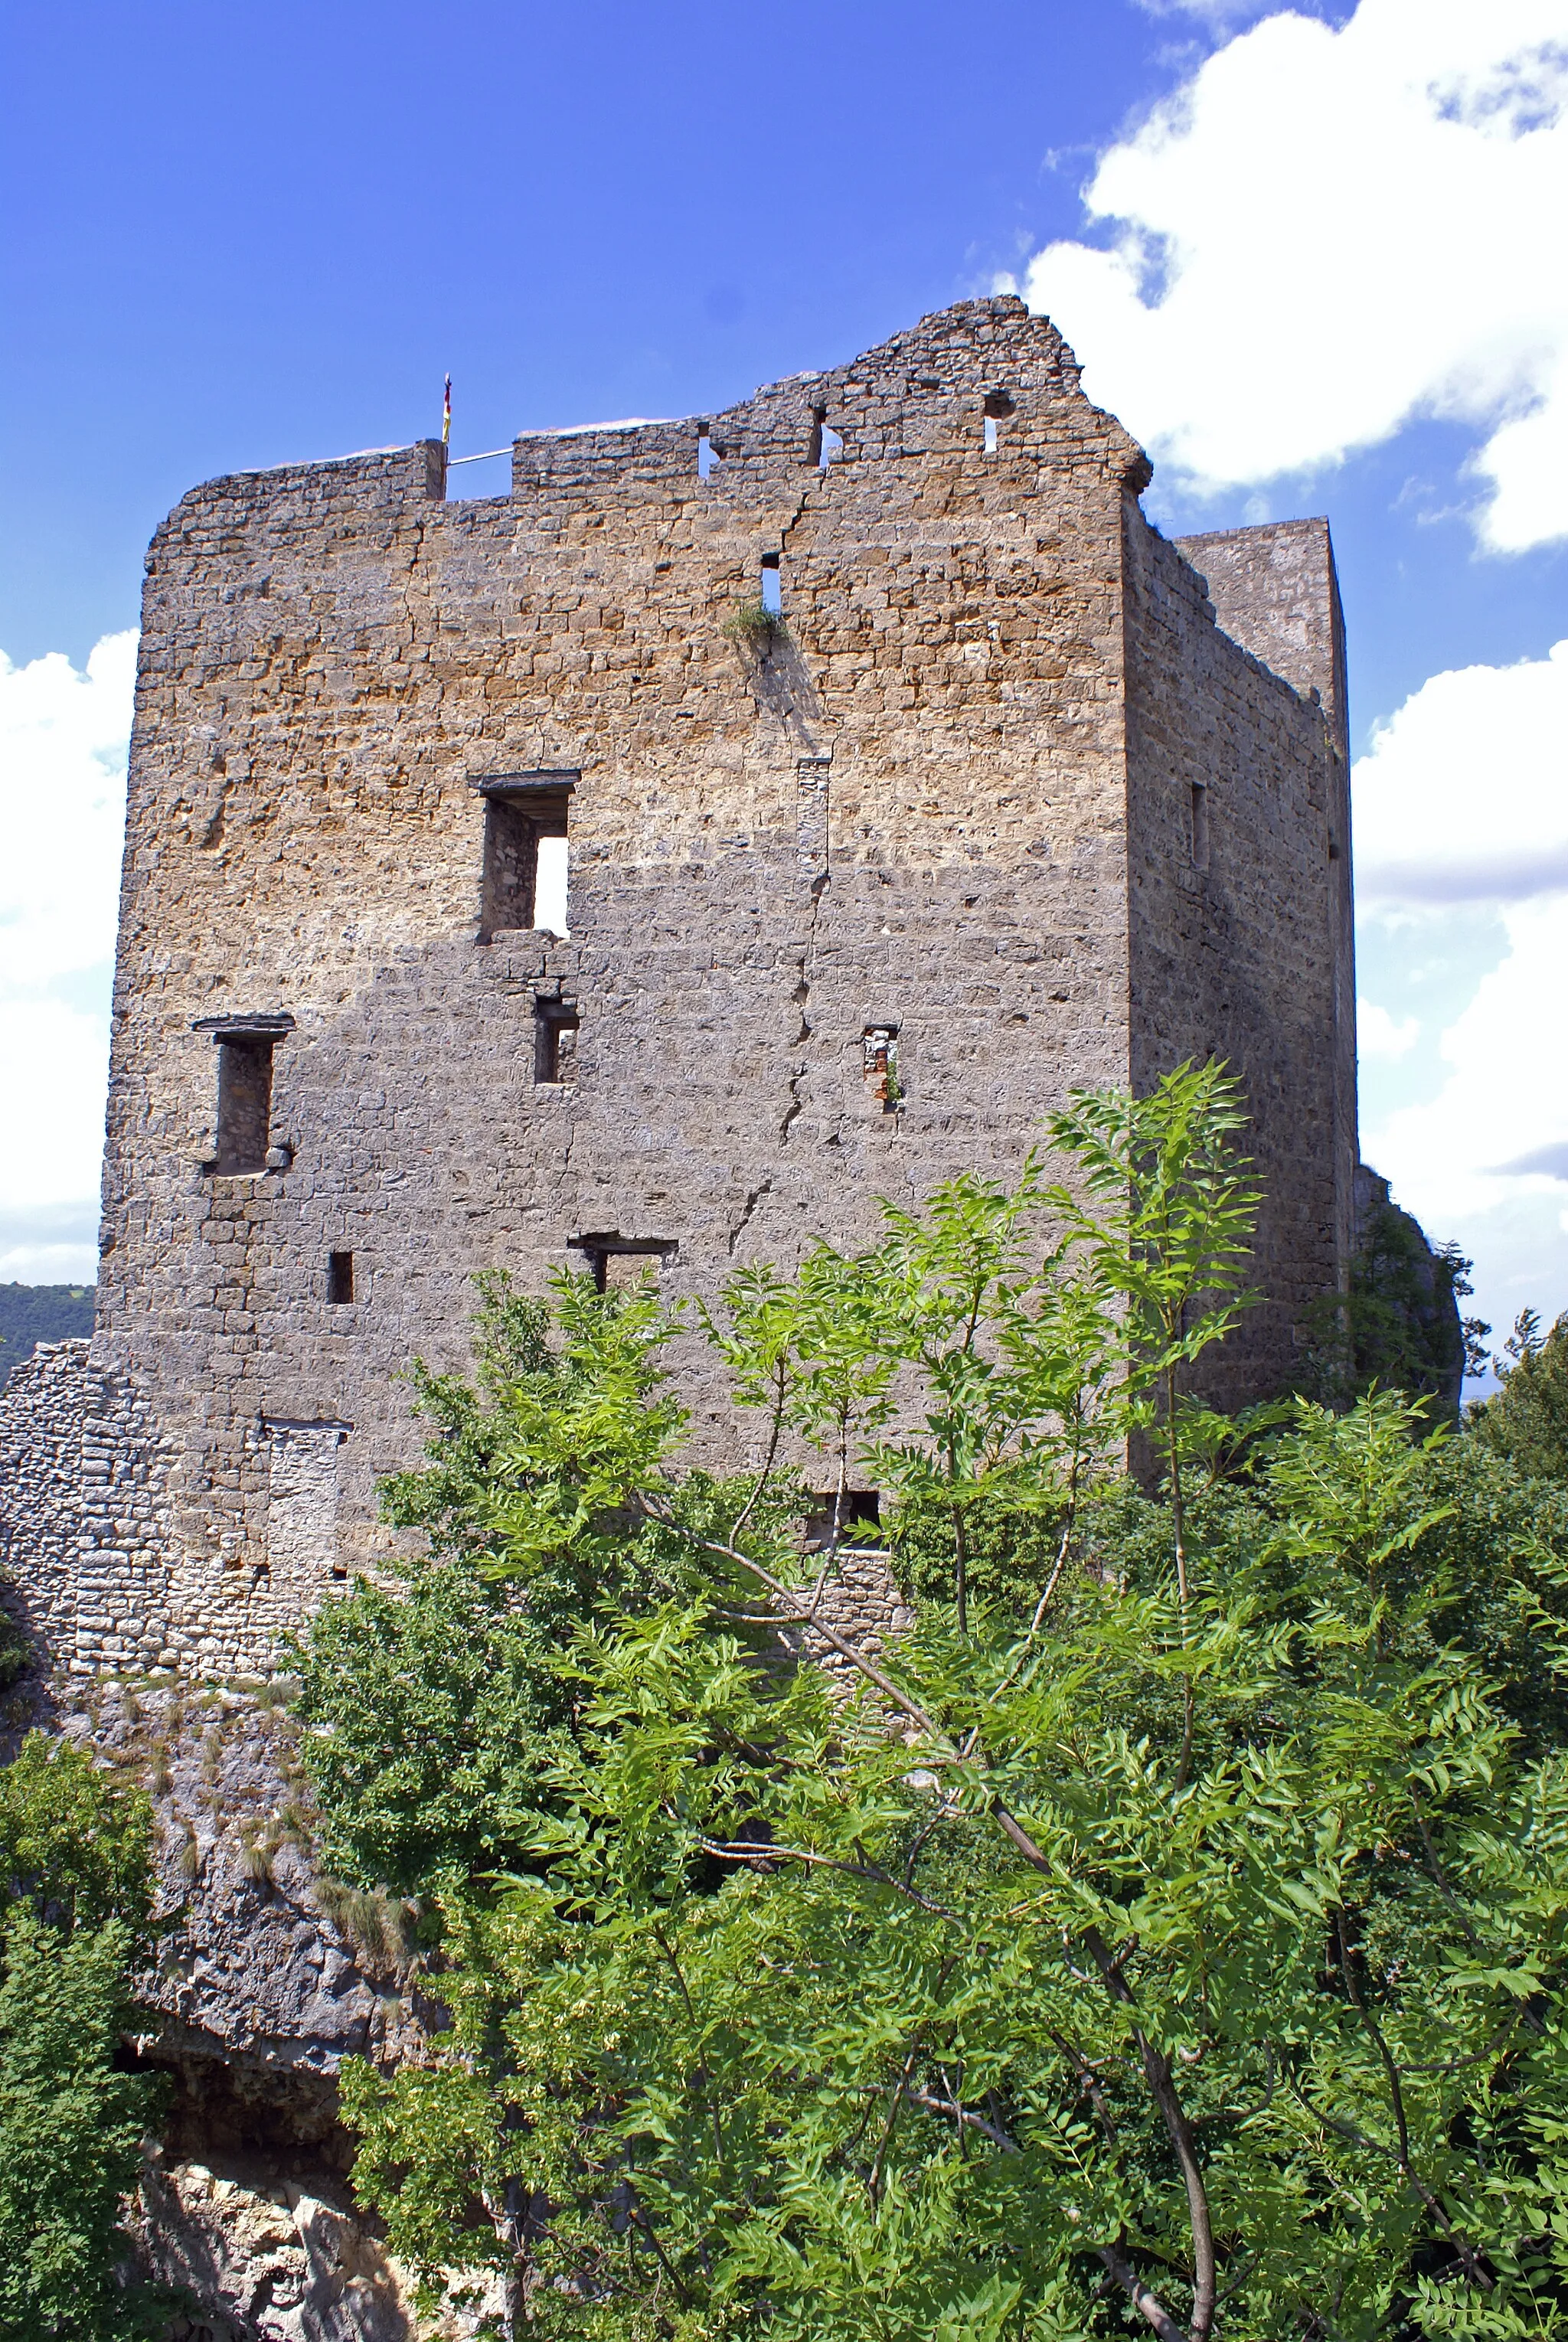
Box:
[1018,0,1568,550]
[1361,894,1568,1338]
[1356,1001,1419,1058]
[1353,637,1568,905]
[1351,640,1568,1340]
[0,632,136,1275]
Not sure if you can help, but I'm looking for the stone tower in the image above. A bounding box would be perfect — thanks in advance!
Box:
[5,295,1356,1678]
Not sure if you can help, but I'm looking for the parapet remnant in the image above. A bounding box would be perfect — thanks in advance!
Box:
[1,296,1357,1679]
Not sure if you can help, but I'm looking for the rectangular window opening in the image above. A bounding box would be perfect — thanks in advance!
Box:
[697,426,718,479]
[534,833,570,937]
[863,1023,900,1113]
[477,777,573,939]
[1191,781,1210,870]
[807,406,844,470]
[982,390,1015,459]
[214,1036,276,1174]
[760,554,782,616]
[534,1000,580,1085]
[327,1251,354,1305]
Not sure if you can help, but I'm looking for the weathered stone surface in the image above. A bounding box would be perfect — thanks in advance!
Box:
[0,293,1361,1679]
[139,2157,504,2340]
[0,296,1373,2337]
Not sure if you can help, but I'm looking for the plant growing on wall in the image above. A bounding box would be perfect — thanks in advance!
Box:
[303,1066,1568,2340]
[723,596,789,658]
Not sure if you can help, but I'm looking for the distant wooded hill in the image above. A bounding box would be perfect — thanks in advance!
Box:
[0,1284,96,1391]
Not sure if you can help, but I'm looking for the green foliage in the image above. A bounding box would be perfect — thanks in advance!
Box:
[0,1280,94,1394]
[305,1065,1568,2340]
[1473,1308,1568,1484]
[0,1916,165,2340]
[723,598,788,655]
[295,1270,796,1896]
[0,1731,154,1935]
[292,1556,570,1895]
[0,1732,168,2339]
[0,1611,28,1697]
[1305,1191,1482,1413]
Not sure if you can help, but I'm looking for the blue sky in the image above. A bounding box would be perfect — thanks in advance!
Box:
[2,0,1566,1373]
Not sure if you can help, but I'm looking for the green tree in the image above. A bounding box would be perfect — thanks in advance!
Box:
[1472,1308,1568,1483]
[304,1064,1568,2340]
[1303,1186,1488,1416]
[0,1733,169,2340]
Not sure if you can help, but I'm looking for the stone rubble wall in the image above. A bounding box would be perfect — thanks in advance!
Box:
[0,1340,308,1680]
[0,1340,182,1673]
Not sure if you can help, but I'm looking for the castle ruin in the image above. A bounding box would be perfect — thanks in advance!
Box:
[2,295,1357,1680]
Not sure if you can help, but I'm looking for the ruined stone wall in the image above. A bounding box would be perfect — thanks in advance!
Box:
[0,295,1352,1678]
[1121,513,1357,1391]
[0,1341,185,1673]
[93,296,1152,1655]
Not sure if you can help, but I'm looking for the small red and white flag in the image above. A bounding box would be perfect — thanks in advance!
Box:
[443,374,452,446]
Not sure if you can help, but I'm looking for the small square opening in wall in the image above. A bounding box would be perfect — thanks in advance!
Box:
[568,1232,678,1294]
[327,1252,354,1305]
[803,1491,882,1551]
[534,999,580,1085]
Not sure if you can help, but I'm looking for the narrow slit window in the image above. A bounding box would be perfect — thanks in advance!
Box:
[1191,780,1210,869]
[534,1000,580,1085]
[863,1024,900,1112]
[983,416,998,456]
[697,426,717,479]
[327,1251,354,1305]
[214,1036,275,1173]
[760,554,782,616]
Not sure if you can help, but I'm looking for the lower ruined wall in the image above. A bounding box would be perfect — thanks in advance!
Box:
[0,1341,358,1682]
[0,1340,178,1674]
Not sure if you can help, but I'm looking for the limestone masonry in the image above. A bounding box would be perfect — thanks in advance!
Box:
[2,296,1357,1679]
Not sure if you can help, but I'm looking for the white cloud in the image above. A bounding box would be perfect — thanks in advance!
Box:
[0,1001,111,1215]
[1361,894,1568,1340]
[1357,1001,1419,1057]
[1017,0,1568,550]
[0,632,136,1276]
[0,631,135,991]
[1353,638,1568,905]
[1351,642,1568,1337]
